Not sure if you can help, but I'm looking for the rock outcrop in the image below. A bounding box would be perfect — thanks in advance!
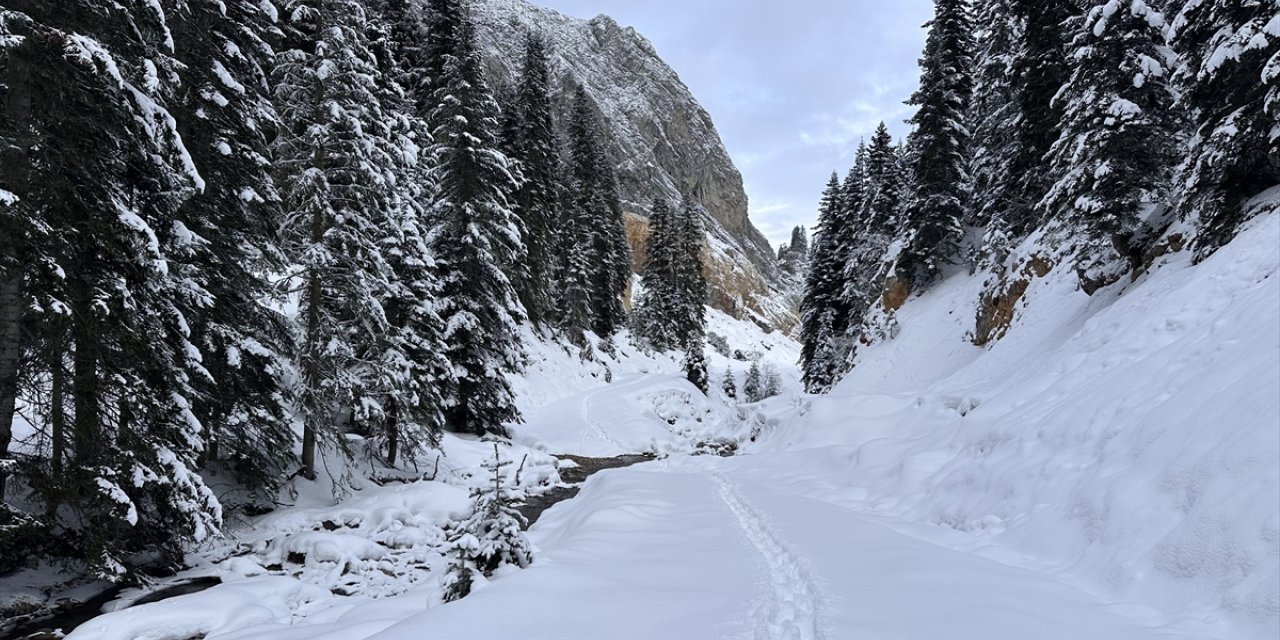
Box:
[469,0,792,329]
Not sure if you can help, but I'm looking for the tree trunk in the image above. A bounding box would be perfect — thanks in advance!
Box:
[51,347,65,476]
[72,298,99,467]
[299,197,327,481]
[386,400,399,467]
[0,275,23,502]
[300,268,321,481]
[0,3,34,504]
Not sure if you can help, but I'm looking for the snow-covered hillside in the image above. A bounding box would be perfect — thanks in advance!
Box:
[59,213,1278,640]
[746,210,1280,638]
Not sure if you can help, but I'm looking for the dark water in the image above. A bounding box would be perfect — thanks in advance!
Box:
[0,577,221,640]
[517,453,657,527]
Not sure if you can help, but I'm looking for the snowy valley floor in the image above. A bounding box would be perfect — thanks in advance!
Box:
[54,214,1280,640]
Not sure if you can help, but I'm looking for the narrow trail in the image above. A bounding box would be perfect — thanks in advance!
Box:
[577,379,633,454]
[714,475,825,640]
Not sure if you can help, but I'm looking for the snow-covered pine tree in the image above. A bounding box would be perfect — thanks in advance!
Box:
[840,127,900,350]
[635,196,706,351]
[673,198,709,347]
[743,360,763,403]
[422,0,464,94]
[567,88,632,338]
[864,123,905,233]
[426,15,526,437]
[899,0,974,287]
[683,339,710,394]
[1170,0,1280,257]
[969,0,1024,265]
[274,0,403,478]
[721,365,738,399]
[1008,0,1078,234]
[634,198,681,350]
[380,0,433,116]
[364,5,453,467]
[1043,0,1177,293]
[167,0,297,495]
[505,33,562,328]
[441,443,534,602]
[0,9,37,501]
[806,310,844,397]
[835,143,873,305]
[555,192,596,344]
[2,2,221,576]
[834,156,866,272]
[799,173,850,393]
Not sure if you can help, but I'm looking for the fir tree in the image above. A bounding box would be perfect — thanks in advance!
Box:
[836,144,877,319]
[505,33,561,327]
[799,174,850,393]
[634,198,681,350]
[805,311,844,397]
[673,199,709,345]
[743,360,763,403]
[2,2,220,576]
[841,127,900,353]
[275,0,409,478]
[899,0,974,286]
[168,0,297,494]
[1170,0,1280,257]
[381,0,432,116]
[721,366,738,400]
[567,88,631,338]
[422,0,464,94]
[864,122,904,232]
[683,340,710,394]
[441,443,534,602]
[969,0,1024,265]
[427,16,526,437]
[0,9,36,501]
[556,201,596,344]
[366,2,453,466]
[635,197,706,351]
[1043,0,1176,291]
[377,181,453,465]
[1008,0,1079,235]
[789,225,811,263]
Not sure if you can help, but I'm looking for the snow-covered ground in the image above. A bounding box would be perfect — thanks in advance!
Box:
[63,213,1277,639]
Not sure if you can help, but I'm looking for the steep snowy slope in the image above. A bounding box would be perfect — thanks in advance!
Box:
[745,209,1280,638]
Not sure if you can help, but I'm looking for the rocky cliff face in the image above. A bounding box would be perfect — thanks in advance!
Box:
[468,0,793,330]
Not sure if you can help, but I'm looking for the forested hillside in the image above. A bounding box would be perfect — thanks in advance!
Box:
[798,0,1279,392]
[0,0,681,581]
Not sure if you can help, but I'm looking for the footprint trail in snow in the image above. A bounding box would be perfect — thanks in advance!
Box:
[579,383,629,453]
[715,475,826,640]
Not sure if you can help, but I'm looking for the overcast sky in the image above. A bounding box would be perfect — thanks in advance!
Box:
[536,0,934,249]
